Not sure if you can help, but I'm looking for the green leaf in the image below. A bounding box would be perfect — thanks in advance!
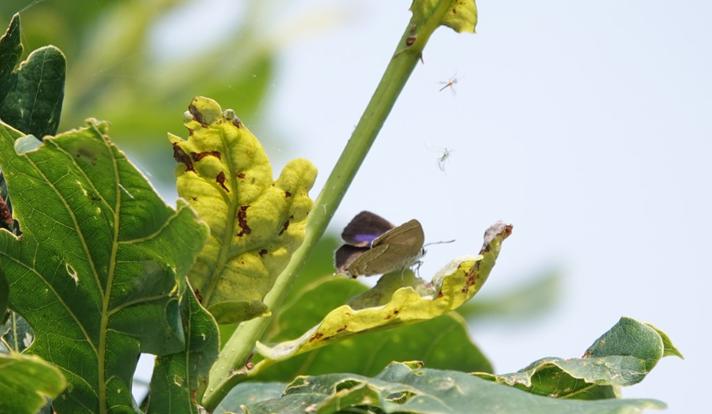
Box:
[0,270,7,318]
[256,222,511,362]
[477,317,682,400]
[410,0,478,34]
[147,286,219,414]
[0,119,209,413]
[0,14,22,99]
[646,323,684,359]
[0,14,65,138]
[214,382,283,414]
[226,362,665,414]
[250,276,491,382]
[171,96,317,324]
[0,352,67,414]
[584,317,683,369]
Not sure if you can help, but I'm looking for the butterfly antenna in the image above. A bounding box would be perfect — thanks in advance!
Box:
[424,239,455,248]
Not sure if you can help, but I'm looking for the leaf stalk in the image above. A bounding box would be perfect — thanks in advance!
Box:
[202,2,457,410]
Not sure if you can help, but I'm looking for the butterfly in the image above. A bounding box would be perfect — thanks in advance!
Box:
[334,211,425,277]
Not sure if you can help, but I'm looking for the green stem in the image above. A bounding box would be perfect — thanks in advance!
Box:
[202,2,456,411]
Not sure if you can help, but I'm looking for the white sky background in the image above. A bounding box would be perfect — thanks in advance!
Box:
[148,0,710,412]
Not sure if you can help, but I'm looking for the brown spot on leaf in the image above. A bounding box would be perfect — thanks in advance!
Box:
[237,205,251,236]
[216,171,229,192]
[188,104,207,126]
[284,190,292,198]
[258,249,268,256]
[232,118,242,128]
[237,172,246,179]
[172,143,194,171]
[191,196,198,201]
[194,288,203,303]
[190,150,221,161]
[309,332,324,342]
[279,219,290,235]
[336,326,348,333]
[462,267,478,293]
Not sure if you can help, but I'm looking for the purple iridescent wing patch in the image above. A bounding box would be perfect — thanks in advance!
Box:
[341,211,393,247]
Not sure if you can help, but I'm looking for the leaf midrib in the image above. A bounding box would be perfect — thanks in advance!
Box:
[95,123,121,414]
[14,126,113,411]
[201,127,240,307]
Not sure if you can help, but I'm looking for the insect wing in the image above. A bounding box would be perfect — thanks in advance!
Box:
[345,244,391,276]
[341,210,394,247]
[347,219,425,276]
[334,244,369,274]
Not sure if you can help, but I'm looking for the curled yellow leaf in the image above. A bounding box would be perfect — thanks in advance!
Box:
[257,222,511,360]
[170,97,317,324]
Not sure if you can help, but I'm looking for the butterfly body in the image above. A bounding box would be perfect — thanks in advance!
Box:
[335,211,425,277]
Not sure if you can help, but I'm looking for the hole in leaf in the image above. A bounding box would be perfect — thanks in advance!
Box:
[386,390,417,404]
[335,379,363,392]
[13,135,42,155]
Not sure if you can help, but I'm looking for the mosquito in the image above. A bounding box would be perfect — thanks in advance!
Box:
[439,75,458,93]
[437,147,453,172]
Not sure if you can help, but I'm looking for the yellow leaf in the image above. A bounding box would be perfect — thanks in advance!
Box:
[257,222,511,360]
[170,97,317,324]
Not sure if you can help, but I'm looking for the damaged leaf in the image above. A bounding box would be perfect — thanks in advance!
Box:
[0,352,67,414]
[249,276,491,382]
[225,361,665,414]
[0,14,65,138]
[256,222,511,361]
[476,317,683,400]
[171,96,317,324]
[0,312,33,353]
[0,119,208,413]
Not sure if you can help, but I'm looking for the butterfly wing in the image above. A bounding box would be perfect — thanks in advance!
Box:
[346,219,425,277]
[344,244,391,276]
[334,244,369,274]
[341,210,394,247]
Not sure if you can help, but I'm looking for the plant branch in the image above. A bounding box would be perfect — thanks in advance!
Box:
[202,2,459,410]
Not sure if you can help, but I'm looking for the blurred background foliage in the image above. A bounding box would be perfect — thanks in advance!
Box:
[1,0,560,381]
[1,0,276,186]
